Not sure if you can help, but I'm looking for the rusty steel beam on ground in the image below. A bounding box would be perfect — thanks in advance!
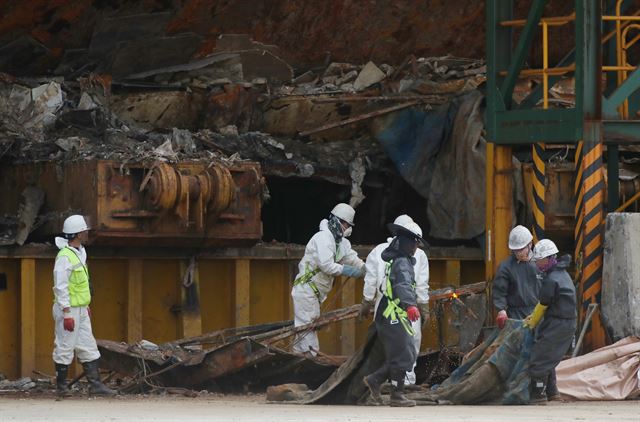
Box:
[259,305,360,345]
[298,101,420,137]
[168,320,293,348]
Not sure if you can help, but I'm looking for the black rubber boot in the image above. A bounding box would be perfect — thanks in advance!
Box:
[363,364,389,405]
[83,360,116,396]
[546,370,562,401]
[55,363,71,397]
[529,377,547,404]
[389,371,415,407]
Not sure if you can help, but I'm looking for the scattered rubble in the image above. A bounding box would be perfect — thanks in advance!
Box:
[0,377,38,392]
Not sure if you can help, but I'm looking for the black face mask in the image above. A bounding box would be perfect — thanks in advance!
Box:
[327,214,343,244]
[397,235,417,256]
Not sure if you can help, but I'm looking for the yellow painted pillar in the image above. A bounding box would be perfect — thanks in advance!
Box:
[178,259,202,339]
[339,276,356,355]
[20,258,36,377]
[234,259,251,327]
[485,143,513,280]
[127,259,143,343]
[444,260,461,287]
[486,144,513,326]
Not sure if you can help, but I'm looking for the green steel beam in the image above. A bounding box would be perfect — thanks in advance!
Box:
[576,0,601,121]
[493,109,579,143]
[500,0,547,109]
[603,66,640,118]
[486,0,513,141]
[603,120,640,143]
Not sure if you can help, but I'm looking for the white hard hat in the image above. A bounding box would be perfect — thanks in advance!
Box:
[62,215,89,234]
[508,225,533,250]
[532,239,559,260]
[331,203,355,226]
[405,221,423,238]
[393,214,413,227]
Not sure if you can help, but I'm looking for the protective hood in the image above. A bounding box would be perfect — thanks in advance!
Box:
[380,238,416,265]
[554,254,572,270]
[319,219,329,231]
[54,237,69,249]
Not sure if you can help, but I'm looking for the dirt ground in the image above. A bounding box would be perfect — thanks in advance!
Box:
[0,395,638,422]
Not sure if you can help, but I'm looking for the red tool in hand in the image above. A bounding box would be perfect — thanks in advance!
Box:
[496,310,508,329]
[407,306,420,322]
[63,316,75,332]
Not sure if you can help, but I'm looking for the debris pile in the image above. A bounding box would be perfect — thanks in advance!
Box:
[96,306,358,394]
[97,283,486,396]
[266,282,487,404]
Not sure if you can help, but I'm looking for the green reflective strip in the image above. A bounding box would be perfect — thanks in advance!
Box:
[382,261,415,336]
[294,264,321,300]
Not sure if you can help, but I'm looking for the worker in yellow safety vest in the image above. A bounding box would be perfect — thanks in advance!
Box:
[52,215,115,397]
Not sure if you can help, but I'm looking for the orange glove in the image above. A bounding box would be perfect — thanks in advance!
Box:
[63,316,75,332]
[496,310,508,329]
[407,306,420,322]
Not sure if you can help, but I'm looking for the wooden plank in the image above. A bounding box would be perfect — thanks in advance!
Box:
[178,259,202,339]
[20,258,36,377]
[127,259,143,343]
[234,259,251,326]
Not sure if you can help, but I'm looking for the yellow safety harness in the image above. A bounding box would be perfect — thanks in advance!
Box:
[293,241,344,301]
[381,261,415,336]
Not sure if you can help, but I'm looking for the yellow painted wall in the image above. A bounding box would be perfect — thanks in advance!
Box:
[199,260,234,332]
[249,260,290,325]
[91,260,128,342]
[142,260,180,344]
[0,260,19,379]
[0,255,485,377]
[34,259,54,375]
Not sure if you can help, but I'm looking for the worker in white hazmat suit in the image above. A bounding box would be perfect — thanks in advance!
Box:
[52,215,115,396]
[291,203,365,356]
[359,215,429,384]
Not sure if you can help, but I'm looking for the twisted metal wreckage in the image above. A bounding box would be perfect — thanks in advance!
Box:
[96,282,488,395]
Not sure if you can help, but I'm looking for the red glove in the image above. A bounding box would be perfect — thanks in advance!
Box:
[407,306,420,322]
[87,306,92,319]
[63,316,75,332]
[496,310,508,329]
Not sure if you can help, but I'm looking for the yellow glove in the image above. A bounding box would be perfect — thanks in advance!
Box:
[523,303,548,329]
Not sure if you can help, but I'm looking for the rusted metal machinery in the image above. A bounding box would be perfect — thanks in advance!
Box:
[0,159,264,246]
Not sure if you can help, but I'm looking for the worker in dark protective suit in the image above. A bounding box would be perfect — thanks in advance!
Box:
[363,222,424,407]
[493,225,540,328]
[524,239,576,403]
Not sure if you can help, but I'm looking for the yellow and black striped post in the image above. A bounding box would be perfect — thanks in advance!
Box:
[579,139,606,350]
[532,143,546,241]
[574,141,584,270]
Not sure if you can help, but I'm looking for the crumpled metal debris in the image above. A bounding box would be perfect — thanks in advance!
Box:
[348,157,366,208]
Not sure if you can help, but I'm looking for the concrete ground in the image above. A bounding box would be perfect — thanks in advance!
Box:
[0,395,638,422]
